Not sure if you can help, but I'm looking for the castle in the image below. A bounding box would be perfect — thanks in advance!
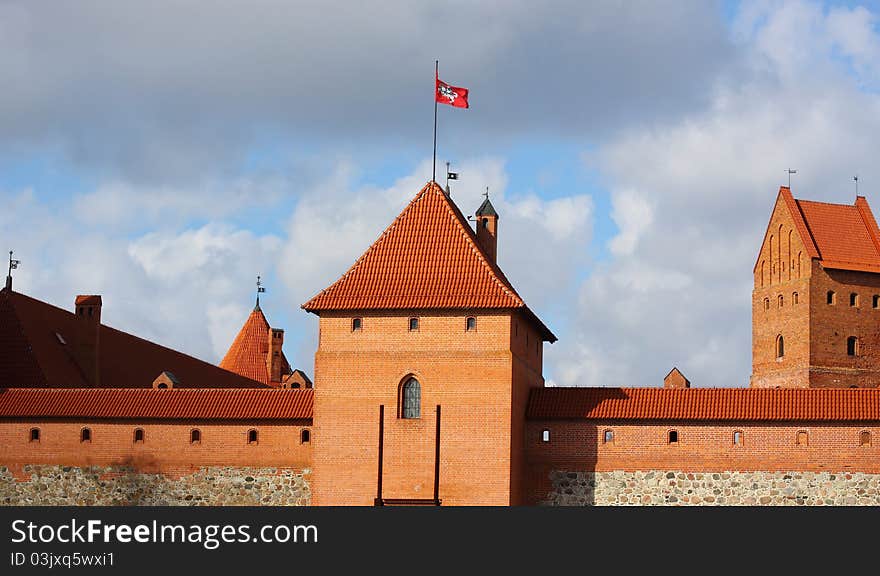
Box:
[1,182,879,506]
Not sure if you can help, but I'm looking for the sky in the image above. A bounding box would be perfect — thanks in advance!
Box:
[3,0,880,388]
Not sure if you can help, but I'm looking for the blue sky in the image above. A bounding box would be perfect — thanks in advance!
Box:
[3,0,880,387]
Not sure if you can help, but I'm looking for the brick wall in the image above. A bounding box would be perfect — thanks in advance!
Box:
[524,420,880,504]
[0,421,312,477]
[312,309,545,506]
[752,196,812,387]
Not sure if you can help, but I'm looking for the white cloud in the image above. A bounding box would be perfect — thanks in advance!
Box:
[556,0,880,388]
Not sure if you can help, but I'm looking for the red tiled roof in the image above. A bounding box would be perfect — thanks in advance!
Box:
[302,181,556,341]
[0,288,267,389]
[219,306,292,385]
[775,186,880,273]
[0,388,312,420]
[527,387,880,422]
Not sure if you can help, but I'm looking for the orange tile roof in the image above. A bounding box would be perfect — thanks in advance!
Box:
[219,306,292,385]
[778,186,880,273]
[302,181,556,341]
[0,288,266,389]
[527,387,880,422]
[0,388,312,420]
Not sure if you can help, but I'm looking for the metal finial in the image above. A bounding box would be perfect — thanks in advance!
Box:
[785,168,797,188]
[255,275,266,308]
[854,175,859,196]
[483,186,489,200]
[6,250,20,291]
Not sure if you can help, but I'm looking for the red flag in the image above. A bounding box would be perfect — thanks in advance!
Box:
[436,77,469,109]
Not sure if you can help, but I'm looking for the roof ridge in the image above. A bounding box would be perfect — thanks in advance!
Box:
[433,184,524,307]
[301,182,434,309]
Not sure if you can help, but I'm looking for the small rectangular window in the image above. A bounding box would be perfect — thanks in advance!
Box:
[603,430,614,443]
[248,429,258,444]
[668,430,679,444]
[80,428,91,443]
[733,431,742,445]
[190,429,201,444]
[29,428,40,442]
[134,428,145,443]
[466,317,476,331]
[860,431,871,446]
[351,317,362,332]
[541,429,550,443]
[796,430,808,446]
[408,317,419,331]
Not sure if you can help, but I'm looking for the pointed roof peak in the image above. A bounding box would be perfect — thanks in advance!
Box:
[302,180,556,341]
[476,196,498,217]
[220,305,291,385]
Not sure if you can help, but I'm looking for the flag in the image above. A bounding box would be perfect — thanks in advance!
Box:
[436,77,469,108]
[10,260,19,270]
[447,172,459,180]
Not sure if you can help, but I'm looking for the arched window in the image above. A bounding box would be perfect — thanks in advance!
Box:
[157,383,168,389]
[793,292,799,305]
[408,317,419,332]
[247,429,258,444]
[776,335,784,359]
[827,291,836,305]
[301,429,311,444]
[668,430,679,444]
[401,377,421,419]
[81,428,91,443]
[190,429,201,444]
[763,298,770,311]
[466,317,476,331]
[847,336,858,356]
[859,431,871,446]
[733,431,743,445]
[796,430,808,446]
[851,293,859,307]
[29,428,40,442]
[874,295,880,309]
[541,429,550,443]
[351,317,362,332]
[133,428,144,443]
[778,294,784,307]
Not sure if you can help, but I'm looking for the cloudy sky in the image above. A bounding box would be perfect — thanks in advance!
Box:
[3,0,880,388]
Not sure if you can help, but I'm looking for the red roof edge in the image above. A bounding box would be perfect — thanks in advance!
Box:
[854,195,880,257]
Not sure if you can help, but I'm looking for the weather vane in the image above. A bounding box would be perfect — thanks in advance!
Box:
[854,175,859,195]
[6,250,20,291]
[483,186,489,200]
[445,162,458,195]
[255,275,266,308]
[785,168,797,188]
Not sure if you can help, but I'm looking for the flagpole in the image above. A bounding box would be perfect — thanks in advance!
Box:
[433,59,438,183]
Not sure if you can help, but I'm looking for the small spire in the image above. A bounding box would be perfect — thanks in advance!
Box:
[255,275,266,310]
[475,188,498,217]
[6,250,20,291]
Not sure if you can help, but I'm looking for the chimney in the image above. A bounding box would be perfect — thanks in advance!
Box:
[74,295,102,387]
[267,328,285,384]
[664,367,690,389]
[475,196,499,263]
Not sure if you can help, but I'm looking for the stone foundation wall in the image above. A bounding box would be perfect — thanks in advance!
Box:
[542,470,880,506]
[0,466,310,506]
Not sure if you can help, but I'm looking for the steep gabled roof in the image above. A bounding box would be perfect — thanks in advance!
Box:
[0,388,312,420]
[761,186,880,274]
[219,306,292,385]
[302,181,556,341]
[527,387,880,422]
[0,288,266,389]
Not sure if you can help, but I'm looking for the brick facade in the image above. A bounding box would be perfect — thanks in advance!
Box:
[311,310,545,506]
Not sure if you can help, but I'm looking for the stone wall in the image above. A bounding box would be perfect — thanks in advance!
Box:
[0,465,310,506]
[542,470,880,506]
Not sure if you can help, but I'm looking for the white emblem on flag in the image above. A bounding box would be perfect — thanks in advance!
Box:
[438,83,458,104]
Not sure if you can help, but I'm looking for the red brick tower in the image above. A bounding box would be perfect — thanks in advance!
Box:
[752,186,880,388]
[303,181,555,505]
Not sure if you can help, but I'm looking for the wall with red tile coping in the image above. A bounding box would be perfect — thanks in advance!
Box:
[524,420,880,504]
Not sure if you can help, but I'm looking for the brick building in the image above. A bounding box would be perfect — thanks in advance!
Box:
[2,181,880,506]
[751,186,880,388]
